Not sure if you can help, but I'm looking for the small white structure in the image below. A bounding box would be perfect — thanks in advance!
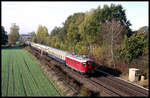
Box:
[141,76,145,81]
[129,68,139,82]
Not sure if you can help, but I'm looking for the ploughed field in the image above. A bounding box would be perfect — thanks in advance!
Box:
[1,46,60,96]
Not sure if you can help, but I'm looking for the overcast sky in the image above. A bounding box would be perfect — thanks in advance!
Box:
[2,1,149,34]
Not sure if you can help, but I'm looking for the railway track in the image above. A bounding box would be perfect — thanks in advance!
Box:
[45,65,79,96]
[57,63,120,96]
[91,70,149,96]
[94,69,149,96]
[26,46,149,97]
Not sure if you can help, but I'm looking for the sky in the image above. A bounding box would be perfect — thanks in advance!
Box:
[2,1,149,34]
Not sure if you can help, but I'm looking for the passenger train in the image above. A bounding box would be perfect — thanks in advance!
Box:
[25,41,95,74]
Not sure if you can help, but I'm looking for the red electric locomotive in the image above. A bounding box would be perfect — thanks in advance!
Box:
[66,54,94,74]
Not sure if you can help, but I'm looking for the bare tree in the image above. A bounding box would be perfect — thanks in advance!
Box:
[101,18,127,68]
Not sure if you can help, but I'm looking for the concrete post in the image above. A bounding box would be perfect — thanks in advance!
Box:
[41,50,43,56]
[141,76,145,81]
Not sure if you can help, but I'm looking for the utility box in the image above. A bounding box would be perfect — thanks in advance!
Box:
[129,68,139,82]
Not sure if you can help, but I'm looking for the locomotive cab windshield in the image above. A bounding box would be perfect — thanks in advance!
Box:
[82,63,86,66]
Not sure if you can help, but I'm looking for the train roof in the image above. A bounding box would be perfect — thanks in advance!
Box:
[66,54,94,63]
[31,42,70,54]
[30,42,94,62]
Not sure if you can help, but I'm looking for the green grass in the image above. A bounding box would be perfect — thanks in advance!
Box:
[1,46,60,96]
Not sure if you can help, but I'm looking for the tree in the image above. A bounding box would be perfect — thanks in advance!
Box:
[47,3,132,60]
[117,32,148,62]
[100,18,127,68]
[1,26,8,45]
[36,25,49,44]
[78,10,99,56]
[138,26,148,34]
[64,13,84,52]
[67,23,80,52]
[28,31,36,42]
[8,23,19,43]
[50,26,61,36]
[75,41,88,55]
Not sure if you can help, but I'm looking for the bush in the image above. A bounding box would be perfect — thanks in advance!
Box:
[117,32,148,62]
